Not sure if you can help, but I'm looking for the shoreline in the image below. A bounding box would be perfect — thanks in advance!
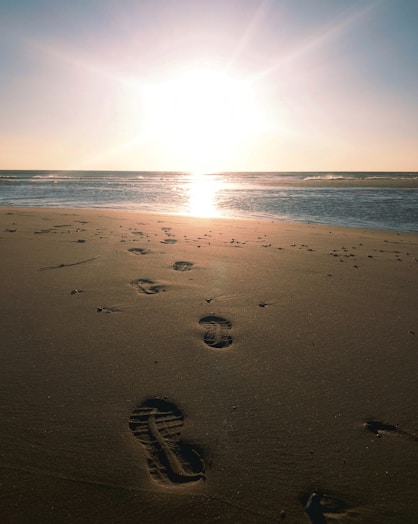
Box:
[1,203,417,234]
[1,206,418,523]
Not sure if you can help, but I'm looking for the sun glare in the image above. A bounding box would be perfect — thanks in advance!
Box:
[141,68,266,172]
[187,172,222,218]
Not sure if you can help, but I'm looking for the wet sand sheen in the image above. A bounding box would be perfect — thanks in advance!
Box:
[1,207,418,523]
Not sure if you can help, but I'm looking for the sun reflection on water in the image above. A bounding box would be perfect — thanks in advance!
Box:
[186,172,223,218]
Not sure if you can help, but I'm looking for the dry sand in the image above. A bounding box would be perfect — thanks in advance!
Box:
[1,207,418,523]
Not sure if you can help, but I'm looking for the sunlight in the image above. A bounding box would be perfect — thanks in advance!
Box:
[141,68,268,172]
[186,172,223,218]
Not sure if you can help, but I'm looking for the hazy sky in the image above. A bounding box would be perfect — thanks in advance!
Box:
[1,0,417,172]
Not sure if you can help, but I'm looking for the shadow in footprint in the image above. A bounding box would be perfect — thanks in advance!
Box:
[304,492,326,524]
[364,420,397,436]
[161,238,177,244]
[364,420,418,441]
[199,315,233,349]
[129,398,205,485]
[302,491,354,523]
[96,306,121,313]
[131,279,164,295]
[128,247,150,255]
[173,261,193,271]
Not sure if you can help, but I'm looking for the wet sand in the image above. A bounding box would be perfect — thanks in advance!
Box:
[1,207,418,523]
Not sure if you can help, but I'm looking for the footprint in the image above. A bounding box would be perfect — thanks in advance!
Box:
[364,420,418,441]
[131,279,164,295]
[364,420,397,437]
[34,229,53,234]
[129,398,205,485]
[173,261,193,271]
[128,247,150,255]
[161,238,177,244]
[199,315,233,349]
[96,306,121,313]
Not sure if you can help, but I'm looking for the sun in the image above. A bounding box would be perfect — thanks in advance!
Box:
[141,67,267,172]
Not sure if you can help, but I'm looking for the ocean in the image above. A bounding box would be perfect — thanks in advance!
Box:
[1,170,417,232]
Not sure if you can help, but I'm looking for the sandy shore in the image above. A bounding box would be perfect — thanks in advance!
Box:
[1,207,418,523]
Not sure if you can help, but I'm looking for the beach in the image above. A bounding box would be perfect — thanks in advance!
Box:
[1,206,418,523]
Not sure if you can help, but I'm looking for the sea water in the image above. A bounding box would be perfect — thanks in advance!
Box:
[1,171,417,232]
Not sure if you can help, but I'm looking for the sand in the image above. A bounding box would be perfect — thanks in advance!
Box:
[1,206,418,523]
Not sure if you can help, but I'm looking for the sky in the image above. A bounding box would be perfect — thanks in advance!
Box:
[0,0,417,172]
